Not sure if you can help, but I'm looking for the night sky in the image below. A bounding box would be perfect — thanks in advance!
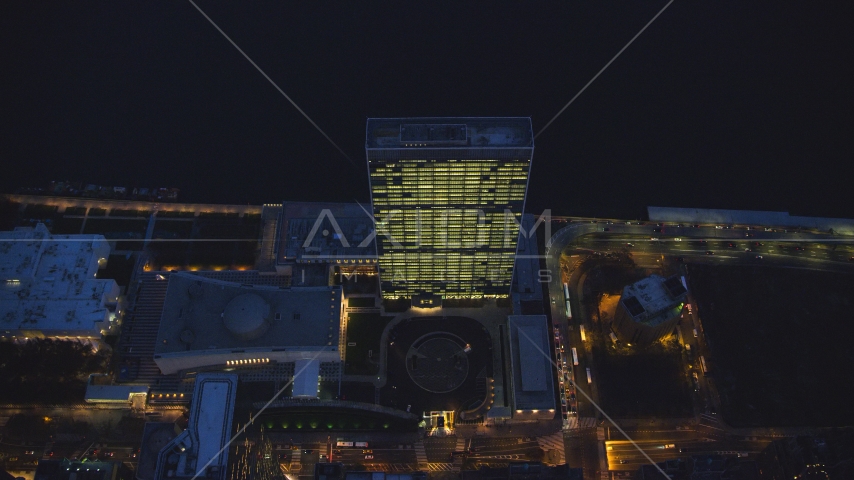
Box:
[2,1,852,219]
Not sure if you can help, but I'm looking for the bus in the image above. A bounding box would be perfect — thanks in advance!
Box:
[571,347,579,366]
[562,283,573,320]
[699,356,708,375]
[336,440,354,448]
[355,442,369,448]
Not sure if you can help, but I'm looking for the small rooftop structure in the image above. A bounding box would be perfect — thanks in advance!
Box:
[153,374,238,480]
[507,315,555,421]
[153,273,341,374]
[277,202,377,266]
[0,223,119,340]
[366,117,533,149]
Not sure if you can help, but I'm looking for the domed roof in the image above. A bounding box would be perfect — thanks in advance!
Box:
[222,293,271,341]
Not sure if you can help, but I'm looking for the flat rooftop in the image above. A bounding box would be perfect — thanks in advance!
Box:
[193,376,236,472]
[84,383,149,403]
[153,373,237,480]
[154,273,340,355]
[0,223,118,334]
[277,202,376,263]
[366,117,533,149]
[513,214,544,302]
[620,274,687,326]
[507,315,555,412]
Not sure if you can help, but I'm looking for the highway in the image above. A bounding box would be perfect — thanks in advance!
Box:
[604,437,767,471]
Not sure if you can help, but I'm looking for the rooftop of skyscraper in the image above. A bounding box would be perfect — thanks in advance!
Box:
[366,117,533,149]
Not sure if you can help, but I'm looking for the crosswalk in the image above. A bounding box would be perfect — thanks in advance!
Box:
[700,413,720,424]
[455,437,466,452]
[564,416,598,430]
[414,440,428,469]
[290,448,301,471]
[427,463,455,471]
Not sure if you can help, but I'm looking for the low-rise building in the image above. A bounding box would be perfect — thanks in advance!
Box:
[0,223,119,342]
[613,274,688,345]
[153,273,341,376]
[506,315,556,422]
[152,374,238,480]
[84,374,149,405]
[276,201,377,272]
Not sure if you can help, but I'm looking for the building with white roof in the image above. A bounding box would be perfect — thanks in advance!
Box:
[153,373,238,480]
[613,274,688,344]
[0,223,119,341]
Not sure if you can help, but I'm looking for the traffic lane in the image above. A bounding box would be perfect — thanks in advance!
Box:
[553,222,846,257]
[333,448,416,465]
[606,438,769,470]
[545,251,584,417]
[606,447,678,470]
[575,238,854,270]
[469,439,539,456]
[608,429,702,442]
[574,232,849,251]
[606,440,712,470]
[574,223,813,242]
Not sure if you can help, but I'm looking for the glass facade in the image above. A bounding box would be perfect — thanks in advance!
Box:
[366,118,534,299]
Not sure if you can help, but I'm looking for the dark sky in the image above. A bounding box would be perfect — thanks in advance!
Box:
[2,1,853,219]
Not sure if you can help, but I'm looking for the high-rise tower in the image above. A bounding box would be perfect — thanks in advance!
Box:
[365,117,534,300]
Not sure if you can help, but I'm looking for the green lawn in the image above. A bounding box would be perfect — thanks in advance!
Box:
[347,297,376,308]
[344,313,394,375]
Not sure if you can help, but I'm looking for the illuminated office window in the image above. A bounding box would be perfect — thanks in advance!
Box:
[366,118,534,298]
